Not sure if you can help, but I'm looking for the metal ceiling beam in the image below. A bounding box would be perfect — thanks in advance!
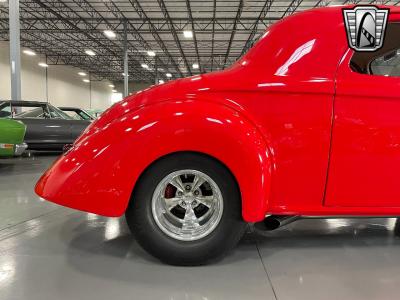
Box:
[241,0,274,57]
[128,0,183,78]
[282,0,304,18]
[0,0,312,83]
[185,0,201,73]
[223,0,244,67]
[157,0,192,76]
[211,0,217,71]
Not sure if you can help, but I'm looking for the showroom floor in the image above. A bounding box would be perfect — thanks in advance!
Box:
[1,155,400,300]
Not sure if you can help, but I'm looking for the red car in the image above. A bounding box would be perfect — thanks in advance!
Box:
[36,6,400,265]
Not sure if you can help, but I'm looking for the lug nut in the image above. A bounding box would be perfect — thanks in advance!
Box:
[177,191,183,196]
[181,201,186,206]
[192,200,197,206]
[185,185,191,191]
[194,190,200,196]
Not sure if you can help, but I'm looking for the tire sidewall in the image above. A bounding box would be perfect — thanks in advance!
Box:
[126,153,245,264]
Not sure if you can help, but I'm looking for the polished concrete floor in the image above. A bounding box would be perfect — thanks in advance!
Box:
[1,155,400,300]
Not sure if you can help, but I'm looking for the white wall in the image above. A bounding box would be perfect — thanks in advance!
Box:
[0,41,113,110]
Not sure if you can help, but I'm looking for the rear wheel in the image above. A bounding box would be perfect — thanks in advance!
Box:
[125,152,246,265]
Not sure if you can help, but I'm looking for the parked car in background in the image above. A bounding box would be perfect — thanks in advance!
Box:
[0,101,90,151]
[59,107,95,121]
[0,119,27,157]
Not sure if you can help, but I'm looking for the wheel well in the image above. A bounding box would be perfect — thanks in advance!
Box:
[129,151,242,211]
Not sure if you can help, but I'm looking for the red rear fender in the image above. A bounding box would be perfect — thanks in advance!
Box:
[35,100,272,222]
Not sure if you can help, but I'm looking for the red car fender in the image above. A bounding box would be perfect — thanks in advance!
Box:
[36,99,272,222]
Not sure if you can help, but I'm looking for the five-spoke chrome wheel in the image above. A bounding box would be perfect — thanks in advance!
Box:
[151,169,224,241]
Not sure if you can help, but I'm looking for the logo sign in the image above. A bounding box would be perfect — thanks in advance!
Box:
[343,6,389,52]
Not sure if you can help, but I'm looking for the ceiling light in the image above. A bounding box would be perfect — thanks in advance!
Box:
[192,63,199,69]
[112,89,117,93]
[166,73,172,78]
[103,30,116,39]
[141,64,149,69]
[85,49,96,56]
[78,72,87,76]
[183,30,193,38]
[147,51,156,57]
[159,80,165,84]
[109,84,115,88]
[122,73,129,76]
[83,79,90,83]
[23,49,36,56]
[38,62,48,68]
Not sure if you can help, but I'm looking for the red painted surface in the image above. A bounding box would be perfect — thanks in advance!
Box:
[36,6,400,222]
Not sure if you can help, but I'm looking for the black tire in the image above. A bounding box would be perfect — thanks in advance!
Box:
[125,152,247,266]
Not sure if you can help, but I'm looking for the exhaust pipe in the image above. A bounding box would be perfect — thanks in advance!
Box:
[255,215,300,231]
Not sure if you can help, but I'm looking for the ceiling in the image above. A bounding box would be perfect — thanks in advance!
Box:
[0,0,398,83]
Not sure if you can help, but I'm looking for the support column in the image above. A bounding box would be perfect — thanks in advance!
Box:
[123,20,129,97]
[9,0,21,101]
[89,73,92,109]
[45,55,49,102]
[154,56,158,85]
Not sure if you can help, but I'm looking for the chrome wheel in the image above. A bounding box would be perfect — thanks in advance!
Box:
[151,169,224,241]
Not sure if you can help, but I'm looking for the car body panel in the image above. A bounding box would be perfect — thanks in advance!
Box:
[0,119,26,157]
[325,43,400,207]
[36,6,400,221]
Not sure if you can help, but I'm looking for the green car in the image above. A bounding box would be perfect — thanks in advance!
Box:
[0,119,27,157]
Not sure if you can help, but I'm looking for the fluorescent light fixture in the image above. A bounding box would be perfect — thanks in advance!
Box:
[159,80,165,84]
[141,64,149,69]
[103,30,116,39]
[147,51,156,57]
[38,62,48,68]
[78,72,87,76]
[83,79,90,83]
[85,49,96,56]
[112,89,117,93]
[192,63,199,69]
[109,84,115,88]
[23,49,36,56]
[166,73,172,78]
[183,30,193,38]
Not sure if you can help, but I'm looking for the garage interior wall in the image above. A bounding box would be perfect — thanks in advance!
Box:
[0,41,114,110]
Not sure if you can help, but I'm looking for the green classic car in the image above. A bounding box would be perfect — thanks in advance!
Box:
[0,119,27,157]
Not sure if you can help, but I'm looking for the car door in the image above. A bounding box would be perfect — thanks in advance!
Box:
[325,22,400,207]
[12,104,66,146]
[69,119,90,142]
[45,104,78,145]
[50,105,90,142]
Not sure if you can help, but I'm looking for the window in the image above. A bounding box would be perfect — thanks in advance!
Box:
[0,102,11,118]
[350,23,400,77]
[63,110,82,120]
[15,107,48,119]
[370,49,400,77]
[62,109,92,120]
[48,105,73,120]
